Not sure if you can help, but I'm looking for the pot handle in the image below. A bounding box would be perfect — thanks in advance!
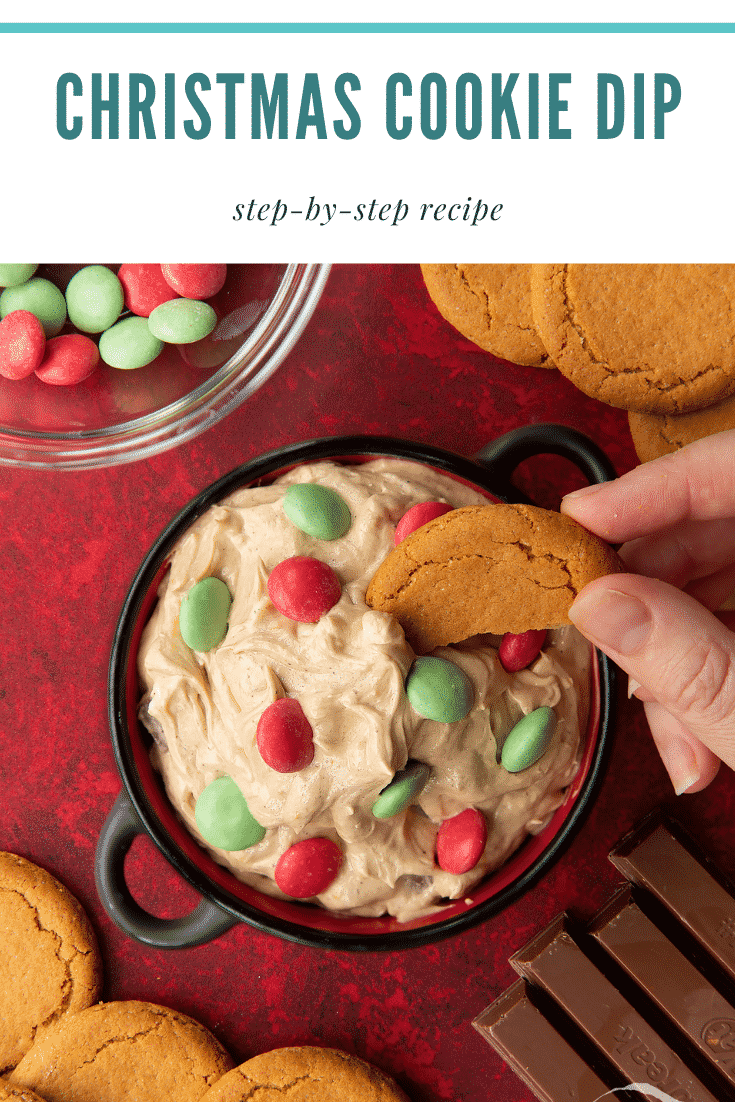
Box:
[95,791,238,949]
[474,423,617,501]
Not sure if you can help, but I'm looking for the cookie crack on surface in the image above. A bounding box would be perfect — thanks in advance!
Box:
[600,362,725,384]
[74,1028,154,1068]
[560,268,734,392]
[559,265,610,373]
[514,540,577,594]
[74,1018,174,1070]
[1,886,76,1029]
[224,1071,314,1098]
[455,265,495,329]
[385,546,577,601]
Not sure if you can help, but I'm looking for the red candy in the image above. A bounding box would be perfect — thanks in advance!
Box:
[117,263,179,317]
[0,311,46,380]
[160,264,227,300]
[267,556,341,623]
[394,501,453,545]
[35,334,100,386]
[436,807,487,874]
[256,698,315,773]
[274,837,343,898]
[498,629,547,673]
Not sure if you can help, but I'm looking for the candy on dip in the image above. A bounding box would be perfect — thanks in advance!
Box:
[267,556,341,623]
[501,707,558,773]
[256,698,315,773]
[179,577,232,652]
[499,629,547,673]
[372,761,431,819]
[394,500,453,544]
[283,482,352,540]
[195,775,266,850]
[274,837,343,898]
[137,459,590,921]
[405,656,474,723]
[436,808,488,875]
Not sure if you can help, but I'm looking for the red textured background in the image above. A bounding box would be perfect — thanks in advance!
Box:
[2,264,734,1101]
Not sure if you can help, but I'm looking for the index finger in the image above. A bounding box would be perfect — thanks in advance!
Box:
[560,429,735,543]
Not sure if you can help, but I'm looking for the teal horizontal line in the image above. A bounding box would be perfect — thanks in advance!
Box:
[0,21,734,32]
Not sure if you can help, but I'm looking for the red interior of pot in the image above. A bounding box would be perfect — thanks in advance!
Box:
[121,455,602,939]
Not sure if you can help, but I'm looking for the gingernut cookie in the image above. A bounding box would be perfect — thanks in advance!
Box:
[421,263,554,367]
[0,852,102,1074]
[365,503,622,653]
[628,396,735,462]
[200,1047,410,1102]
[0,1078,48,1102]
[8,1000,234,1102]
[530,264,735,414]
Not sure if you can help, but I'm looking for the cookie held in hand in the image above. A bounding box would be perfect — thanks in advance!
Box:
[365,503,623,653]
[200,1047,410,1102]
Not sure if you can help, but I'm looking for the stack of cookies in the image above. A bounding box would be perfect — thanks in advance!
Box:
[421,264,735,462]
[1,851,409,1102]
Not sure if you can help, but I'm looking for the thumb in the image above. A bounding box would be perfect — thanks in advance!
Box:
[568,574,735,772]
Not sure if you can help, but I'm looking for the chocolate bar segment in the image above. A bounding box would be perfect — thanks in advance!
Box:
[473,979,613,1102]
[590,887,735,1089]
[510,913,717,1102]
[610,814,735,985]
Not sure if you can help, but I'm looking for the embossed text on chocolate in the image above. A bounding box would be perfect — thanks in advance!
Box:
[613,1025,692,1101]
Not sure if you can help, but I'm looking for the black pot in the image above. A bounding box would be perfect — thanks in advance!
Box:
[96,425,617,951]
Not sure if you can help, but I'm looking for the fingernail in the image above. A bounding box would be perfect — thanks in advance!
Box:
[561,483,606,505]
[657,736,701,796]
[569,589,652,655]
[628,676,641,698]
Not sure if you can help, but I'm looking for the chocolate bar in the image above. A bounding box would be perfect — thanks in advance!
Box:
[472,979,613,1102]
[475,814,735,1101]
[510,913,717,1102]
[610,814,735,986]
[590,887,735,1089]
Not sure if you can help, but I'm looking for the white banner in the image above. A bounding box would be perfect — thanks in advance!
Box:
[0,15,732,259]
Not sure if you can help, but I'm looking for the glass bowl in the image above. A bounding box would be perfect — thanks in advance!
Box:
[0,263,330,470]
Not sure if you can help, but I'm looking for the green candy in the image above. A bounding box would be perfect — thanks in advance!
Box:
[179,577,232,651]
[372,760,430,819]
[65,265,124,334]
[99,316,163,370]
[0,277,66,337]
[405,656,473,723]
[0,263,38,288]
[501,706,557,773]
[283,483,351,541]
[195,775,266,850]
[148,298,217,344]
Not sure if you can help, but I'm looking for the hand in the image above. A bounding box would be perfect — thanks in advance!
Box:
[560,429,735,796]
